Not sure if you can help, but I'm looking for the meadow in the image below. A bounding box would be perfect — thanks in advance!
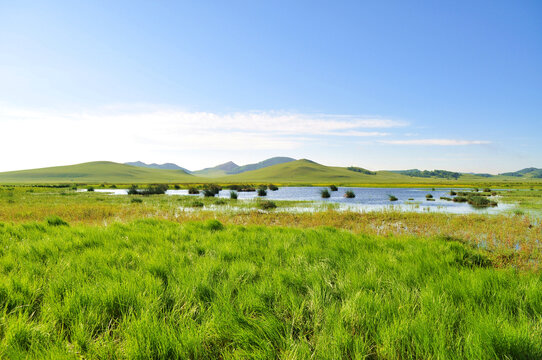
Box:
[1,219,541,359]
[0,186,541,358]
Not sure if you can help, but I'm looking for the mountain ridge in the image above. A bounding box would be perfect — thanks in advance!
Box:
[125,161,191,173]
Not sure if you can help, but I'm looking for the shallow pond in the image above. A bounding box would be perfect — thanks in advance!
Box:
[87,187,513,214]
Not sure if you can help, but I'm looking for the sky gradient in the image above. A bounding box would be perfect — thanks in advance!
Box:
[1,0,541,173]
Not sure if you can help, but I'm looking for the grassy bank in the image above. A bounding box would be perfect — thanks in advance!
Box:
[1,219,541,358]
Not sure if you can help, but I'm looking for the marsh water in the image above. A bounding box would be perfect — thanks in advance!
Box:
[89,187,513,214]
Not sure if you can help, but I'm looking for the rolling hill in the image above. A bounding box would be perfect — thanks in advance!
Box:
[0,161,199,184]
[1,160,541,185]
[500,168,542,178]
[218,159,409,184]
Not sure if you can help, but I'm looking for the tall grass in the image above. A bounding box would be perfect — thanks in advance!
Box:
[320,189,331,198]
[0,220,540,358]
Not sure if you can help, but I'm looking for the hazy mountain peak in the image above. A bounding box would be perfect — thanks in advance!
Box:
[125,161,191,173]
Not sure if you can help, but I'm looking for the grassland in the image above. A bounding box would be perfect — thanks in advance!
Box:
[1,219,541,359]
[0,186,541,358]
[0,186,541,269]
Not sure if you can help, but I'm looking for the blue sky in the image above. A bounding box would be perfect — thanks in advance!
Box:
[0,0,540,173]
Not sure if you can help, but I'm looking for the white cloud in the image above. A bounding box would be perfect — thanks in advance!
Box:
[0,105,402,171]
[379,139,491,146]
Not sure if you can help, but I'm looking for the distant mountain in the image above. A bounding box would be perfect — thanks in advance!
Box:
[500,168,542,178]
[228,157,296,174]
[193,161,240,177]
[193,157,296,177]
[125,161,191,174]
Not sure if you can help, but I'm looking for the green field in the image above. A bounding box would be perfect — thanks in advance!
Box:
[1,219,541,359]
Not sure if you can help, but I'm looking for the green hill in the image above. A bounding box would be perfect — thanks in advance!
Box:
[0,161,199,184]
[2,160,541,186]
[500,168,542,178]
[218,159,409,184]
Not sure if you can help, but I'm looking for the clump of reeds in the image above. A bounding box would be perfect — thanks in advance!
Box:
[203,189,216,197]
[468,196,497,208]
[321,189,331,198]
[45,215,68,226]
[268,184,279,191]
[344,190,355,198]
[329,185,338,191]
[204,184,221,195]
[230,191,238,199]
[388,195,398,201]
[257,188,267,197]
[188,187,200,194]
[258,200,276,210]
[191,200,204,207]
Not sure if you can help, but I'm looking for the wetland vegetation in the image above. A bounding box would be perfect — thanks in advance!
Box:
[0,184,541,358]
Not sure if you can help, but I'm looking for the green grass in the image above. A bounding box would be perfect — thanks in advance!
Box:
[0,219,540,358]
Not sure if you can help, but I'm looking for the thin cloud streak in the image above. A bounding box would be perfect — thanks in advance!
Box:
[380,139,491,146]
